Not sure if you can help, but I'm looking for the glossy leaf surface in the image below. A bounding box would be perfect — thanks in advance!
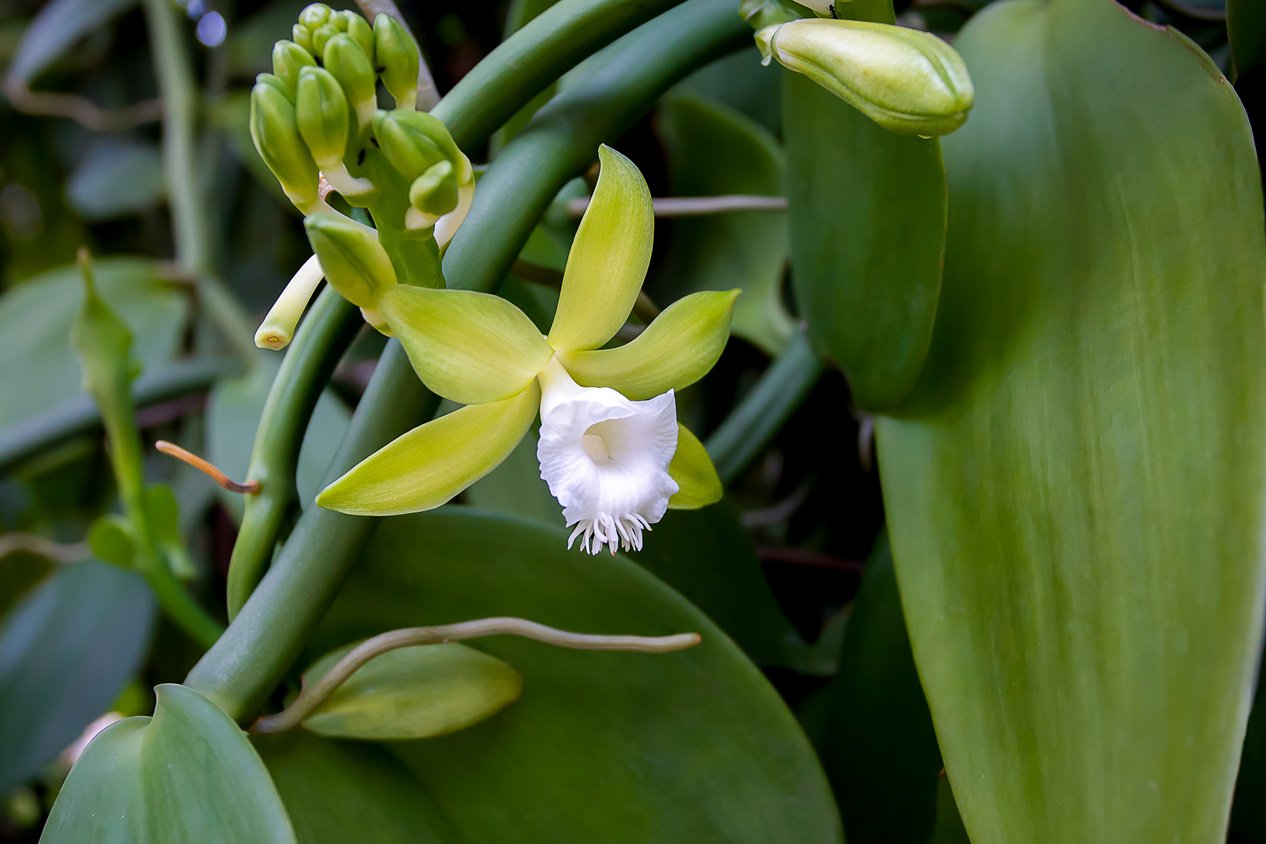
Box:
[300,642,522,740]
[0,563,154,795]
[314,508,841,842]
[254,732,455,843]
[876,1,1266,840]
[784,0,947,410]
[43,684,296,843]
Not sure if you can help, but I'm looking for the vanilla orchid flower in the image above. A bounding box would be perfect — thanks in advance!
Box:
[317,145,736,553]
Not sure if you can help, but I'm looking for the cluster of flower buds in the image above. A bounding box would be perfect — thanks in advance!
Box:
[249,4,476,350]
[742,0,975,137]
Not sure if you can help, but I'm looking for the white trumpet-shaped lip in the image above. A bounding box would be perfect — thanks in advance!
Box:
[536,358,679,556]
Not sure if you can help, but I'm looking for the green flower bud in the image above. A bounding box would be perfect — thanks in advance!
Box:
[293,24,314,54]
[298,3,331,30]
[407,160,459,228]
[295,66,374,197]
[373,13,421,111]
[250,78,320,212]
[295,66,350,168]
[756,18,974,136]
[372,110,472,184]
[272,39,316,95]
[304,213,397,313]
[323,33,377,130]
[312,22,340,55]
[338,10,375,57]
[254,71,290,98]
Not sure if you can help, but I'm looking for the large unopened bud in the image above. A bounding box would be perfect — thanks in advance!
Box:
[304,213,397,332]
[373,110,473,183]
[250,77,320,212]
[756,18,973,136]
[323,33,377,131]
[373,14,421,111]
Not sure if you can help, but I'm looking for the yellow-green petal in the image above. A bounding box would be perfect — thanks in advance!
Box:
[317,383,540,516]
[667,424,722,510]
[558,290,738,400]
[379,286,553,405]
[546,145,653,352]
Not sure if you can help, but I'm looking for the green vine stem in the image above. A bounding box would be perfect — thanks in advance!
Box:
[0,357,240,475]
[252,618,701,734]
[226,288,362,619]
[705,329,826,486]
[186,0,748,724]
[142,0,255,361]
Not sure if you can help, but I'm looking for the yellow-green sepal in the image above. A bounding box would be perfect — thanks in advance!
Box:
[317,382,541,516]
[667,424,722,510]
[304,212,396,311]
[558,290,738,400]
[379,286,553,405]
[546,145,654,352]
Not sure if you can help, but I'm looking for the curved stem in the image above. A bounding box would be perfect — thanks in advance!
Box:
[188,0,749,723]
[706,329,825,485]
[226,288,362,619]
[142,0,255,361]
[253,618,701,733]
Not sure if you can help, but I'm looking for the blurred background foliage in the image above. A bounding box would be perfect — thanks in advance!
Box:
[0,0,1261,841]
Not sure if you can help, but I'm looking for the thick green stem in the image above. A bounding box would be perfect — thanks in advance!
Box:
[705,330,825,486]
[226,289,362,619]
[187,0,748,723]
[0,357,241,475]
[142,0,255,361]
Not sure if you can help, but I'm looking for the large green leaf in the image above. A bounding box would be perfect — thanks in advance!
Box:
[254,732,455,844]
[783,0,947,410]
[653,94,793,355]
[43,683,296,842]
[65,139,165,221]
[0,562,154,795]
[876,0,1266,840]
[0,258,187,434]
[313,507,841,843]
[815,536,944,843]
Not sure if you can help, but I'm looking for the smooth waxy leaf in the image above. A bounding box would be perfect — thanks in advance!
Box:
[314,508,841,843]
[254,733,456,843]
[815,536,944,843]
[785,0,947,410]
[381,286,553,405]
[6,0,136,83]
[876,1,1266,840]
[43,684,296,843]
[560,291,737,400]
[653,94,792,354]
[0,562,154,795]
[299,642,522,740]
[666,423,722,509]
[546,145,654,352]
[66,139,165,220]
[318,383,540,516]
[0,259,186,434]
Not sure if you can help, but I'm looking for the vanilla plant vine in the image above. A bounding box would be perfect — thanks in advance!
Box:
[186,0,749,723]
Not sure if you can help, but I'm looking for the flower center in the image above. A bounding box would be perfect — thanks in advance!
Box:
[582,430,612,463]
